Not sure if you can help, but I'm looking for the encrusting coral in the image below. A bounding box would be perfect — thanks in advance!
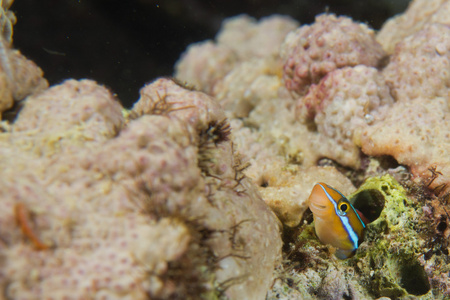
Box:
[281,14,385,96]
[174,0,450,298]
[0,0,48,118]
[0,77,282,298]
[377,0,450,54]
[2,0,450,298]
[296,65,394,168]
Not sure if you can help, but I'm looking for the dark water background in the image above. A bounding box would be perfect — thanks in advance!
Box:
[11,0,410,107]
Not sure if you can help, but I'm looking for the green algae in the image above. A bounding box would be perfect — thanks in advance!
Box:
[349,175,432,299]
[273,174,441,299]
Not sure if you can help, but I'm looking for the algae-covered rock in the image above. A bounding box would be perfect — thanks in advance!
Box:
[351,175,432,298]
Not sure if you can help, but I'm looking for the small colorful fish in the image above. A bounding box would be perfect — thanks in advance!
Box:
[308,182,366,259]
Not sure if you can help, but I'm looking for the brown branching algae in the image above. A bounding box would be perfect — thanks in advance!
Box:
[1,0,450,298]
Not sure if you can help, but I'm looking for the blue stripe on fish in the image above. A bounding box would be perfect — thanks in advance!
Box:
[319,184,363,251]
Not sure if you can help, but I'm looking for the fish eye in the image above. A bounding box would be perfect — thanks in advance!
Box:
[339,203,349,213]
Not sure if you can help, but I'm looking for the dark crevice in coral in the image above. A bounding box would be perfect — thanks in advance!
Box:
[305,121,318,132]
[342,293,352,300]
[377,54,391,69]
[436,216,447,233]
[398,259,431,296]
[353,155,401,187]
[2,99,24,123]
[350,188,385,223]
[377,155,400,170]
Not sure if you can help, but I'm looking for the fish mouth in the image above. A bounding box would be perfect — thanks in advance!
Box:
[309,201,329,216]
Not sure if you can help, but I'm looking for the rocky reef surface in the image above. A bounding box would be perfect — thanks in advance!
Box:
[1,0,450,299]
[175,0,450,298]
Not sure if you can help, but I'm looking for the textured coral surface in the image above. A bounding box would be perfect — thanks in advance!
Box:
[377,0,450,53]
[0,77,282,299]
[3,0,450,298]
[281,14,385,96]
[174,0,450,298]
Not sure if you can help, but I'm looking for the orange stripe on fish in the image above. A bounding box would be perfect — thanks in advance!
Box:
[308,183,366,259]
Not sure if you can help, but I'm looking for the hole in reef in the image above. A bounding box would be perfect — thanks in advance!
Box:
[2,100,24,123]
[437,217,447,233]
[342,293,352,300]
[381,184,390,195]
[351,189,385,223]
[260,180,269,188]
[378,155,399,170]
[398,259,430,296]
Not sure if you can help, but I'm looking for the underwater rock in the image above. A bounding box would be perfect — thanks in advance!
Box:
[0,1,48,118]
[0,45,48,118]
[11,79,124,155]
[175,2,450,297]
[213,56,282,118]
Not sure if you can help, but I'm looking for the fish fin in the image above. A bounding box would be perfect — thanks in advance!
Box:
[335,248,356,259]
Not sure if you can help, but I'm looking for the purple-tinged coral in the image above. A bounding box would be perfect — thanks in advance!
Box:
[360,22,450,194]
[382,23,450,102]
[281,14,385,96]
[296,65,394,168]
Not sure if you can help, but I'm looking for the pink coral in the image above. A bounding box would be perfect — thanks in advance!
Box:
[213,56,282,118]
[296,65,394,168]
[281,14,385,96]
